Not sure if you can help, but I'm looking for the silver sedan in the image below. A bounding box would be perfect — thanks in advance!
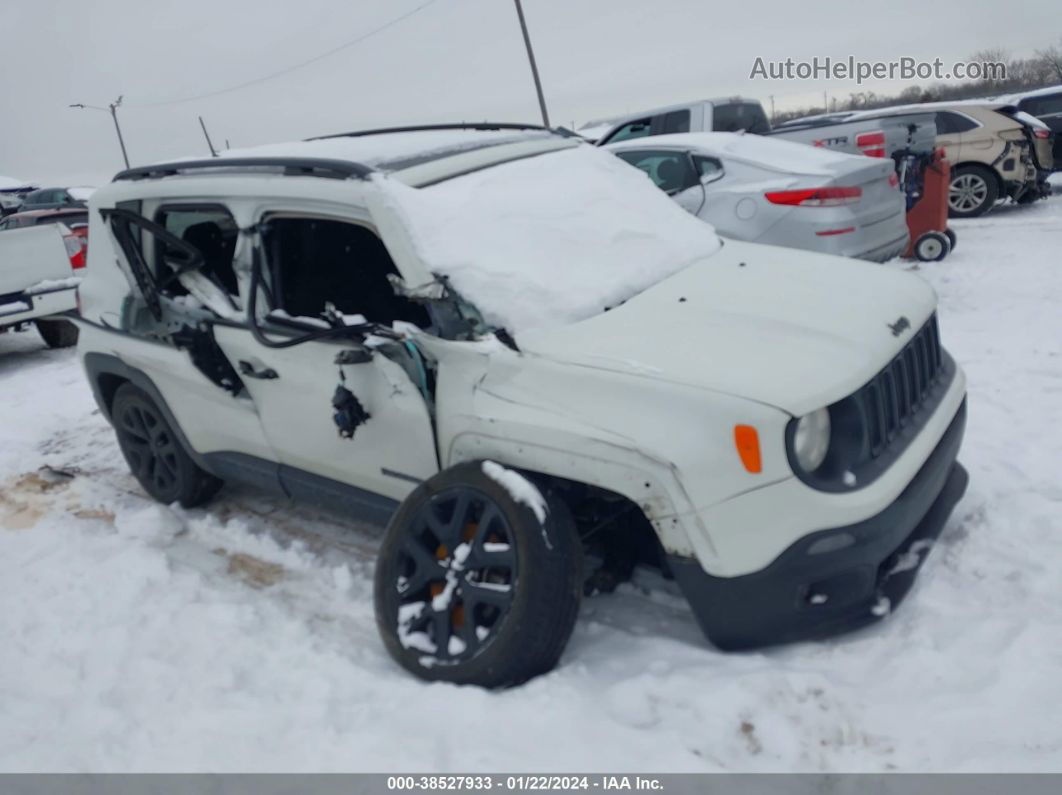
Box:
[606,133,909,262]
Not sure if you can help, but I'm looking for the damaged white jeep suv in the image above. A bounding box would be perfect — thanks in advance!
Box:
[77,124,968,687]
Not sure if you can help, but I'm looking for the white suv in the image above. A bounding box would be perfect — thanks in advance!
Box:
[76,124,968,687]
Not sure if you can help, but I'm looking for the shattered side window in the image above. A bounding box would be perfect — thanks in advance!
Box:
[261,217,431,328]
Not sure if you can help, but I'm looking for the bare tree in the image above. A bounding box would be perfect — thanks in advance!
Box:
[1035,40,1062,81]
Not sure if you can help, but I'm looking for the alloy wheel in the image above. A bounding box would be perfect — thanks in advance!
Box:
[117,402,182,496]
[949,173,989,213]
[394,488,517,662]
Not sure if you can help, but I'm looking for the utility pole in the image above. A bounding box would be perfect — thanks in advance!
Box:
[512,0,550,128]
[199,116,219,157]
[70,96,130,168]
[768,95,775,122]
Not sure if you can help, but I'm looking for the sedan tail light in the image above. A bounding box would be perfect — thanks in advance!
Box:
[1033,128,1051,139]
[63,232,87,269]
[764,186,863,206]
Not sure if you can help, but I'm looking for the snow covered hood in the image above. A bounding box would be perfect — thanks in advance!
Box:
[371,144,722,333]
[518,240,938,416]
[608,132,871,176]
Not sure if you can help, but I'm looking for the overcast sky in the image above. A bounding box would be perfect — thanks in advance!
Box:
[1,0,1058,186]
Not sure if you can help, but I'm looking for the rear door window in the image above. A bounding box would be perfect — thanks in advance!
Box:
[711,102,770,134]
[156,206,240,296]
[694,156,724,181]
[659,110,691,134]
[935,112,979,134]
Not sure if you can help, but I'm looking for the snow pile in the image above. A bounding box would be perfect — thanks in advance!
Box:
[0,300,32,315]
[25,277,82,295]
[482,461,548,524]
[373,145,721,333]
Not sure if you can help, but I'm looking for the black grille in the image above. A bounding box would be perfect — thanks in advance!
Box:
[859,314,944,458]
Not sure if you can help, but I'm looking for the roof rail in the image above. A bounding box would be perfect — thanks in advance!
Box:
[113,157,374,183]
[309,122,579,141]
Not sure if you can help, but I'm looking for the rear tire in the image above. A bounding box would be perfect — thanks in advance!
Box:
[35,318,79,348]
[948,165,998,218]
[375,461,582,688]
[111,383,223,507]
[944,228,957,252]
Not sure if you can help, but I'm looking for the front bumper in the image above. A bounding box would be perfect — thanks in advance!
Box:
[669,398,967,650]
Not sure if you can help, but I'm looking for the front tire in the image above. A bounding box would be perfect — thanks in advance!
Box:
[375,461,582,688]
[948,165,998,218]
[111,383,223,507]
[35,318,79,348]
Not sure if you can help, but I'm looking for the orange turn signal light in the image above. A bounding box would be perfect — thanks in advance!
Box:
[733,425,762,474]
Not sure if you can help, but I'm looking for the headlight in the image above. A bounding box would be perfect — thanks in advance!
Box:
[792,408,831,472]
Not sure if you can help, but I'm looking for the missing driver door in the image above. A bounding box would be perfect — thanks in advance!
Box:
[211,213,439,503]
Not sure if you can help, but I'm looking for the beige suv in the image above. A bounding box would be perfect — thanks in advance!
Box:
[849,102,1043,217]
[927,103,1043,217]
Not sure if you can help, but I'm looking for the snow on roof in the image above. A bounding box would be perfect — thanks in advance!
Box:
[372,144,722,334]
[607,131,864,175]
[994,84,1062,103]
[845,100,1007,120]
[0,175,35,191]
[222,129,556,171]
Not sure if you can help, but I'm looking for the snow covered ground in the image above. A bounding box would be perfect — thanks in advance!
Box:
[1,198,1061,773]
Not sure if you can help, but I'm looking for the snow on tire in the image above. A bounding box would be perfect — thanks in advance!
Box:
[374,460,582,688]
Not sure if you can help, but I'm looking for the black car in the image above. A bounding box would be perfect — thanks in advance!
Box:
[18,186,96,211]
[0,193,24,217]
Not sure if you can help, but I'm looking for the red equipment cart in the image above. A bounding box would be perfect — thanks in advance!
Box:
[897,147,956,262]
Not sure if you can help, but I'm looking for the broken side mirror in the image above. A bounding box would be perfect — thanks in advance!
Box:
[387,273,446,300]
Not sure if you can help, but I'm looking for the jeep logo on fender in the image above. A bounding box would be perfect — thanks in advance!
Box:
[888,316,912,336]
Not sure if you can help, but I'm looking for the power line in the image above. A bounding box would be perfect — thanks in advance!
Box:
[127,0,440,108]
